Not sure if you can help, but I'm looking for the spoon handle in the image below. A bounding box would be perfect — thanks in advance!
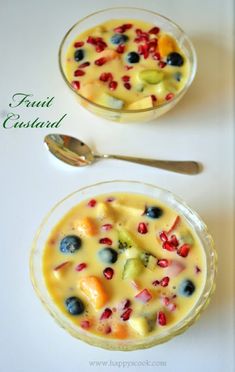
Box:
[96,154,201,175]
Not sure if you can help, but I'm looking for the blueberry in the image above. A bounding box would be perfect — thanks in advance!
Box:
[166,52,184,67]
[98,247,118,264]
[174,71,182,81]
[145,206,163,219]
[60,235,82,254]
[110,33,129,45]
[126,52,140,64]
[65,296,85,315]
[179,279,195,297]
[74,49,84,62]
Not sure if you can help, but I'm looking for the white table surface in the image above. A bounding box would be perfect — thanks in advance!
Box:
[0,0,234,371]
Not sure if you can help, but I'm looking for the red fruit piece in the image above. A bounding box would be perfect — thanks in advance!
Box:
[148,26,160,35]
[152,280,160,286]
[177,244,190,257]
[157,259,169,268]
[120,308,132,321]
[159,231,168,242]
[74,69,85,77]
[75,262,87,272]
[153,52,161,61]
[162,296,170,306]
[167,216,180,234]
[124,65,134,70]
[109,81,118,90]
[158,311,167,326]
[87,36,96,44]
[116,44,125,53]
[99,72,113,82]
[104,325,112,334]
[100,308,112,320]
[122,75,130,82]
[166,92,175,101]
[71,81,80,90]
[195,265,201,274]
[124,82,131,90]
[80,320,90,329]
[151,94,157,104]
[167,303,177,312]
[137,222,148,234]
[159,61,167,68]
[74,41,84,48]
[121,299,131,310]
[163,241,176,252]
[103,267,114,280]
[87,199,96,207]
[169,234,179,247]
[99,237,112,245]
[135,288,152,303]
[96,44,105,53]
[160,276,170,287]
[95,57,107,66]
[78,61,90,68]
[54,261,70,271]
[101,224,113,231]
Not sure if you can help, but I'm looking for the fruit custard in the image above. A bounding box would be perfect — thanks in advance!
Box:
[43,193,206,340]
[65,19,190,110]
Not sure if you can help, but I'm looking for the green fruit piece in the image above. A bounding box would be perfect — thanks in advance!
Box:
[140,252,157,270]
[97,93,124,109]
[139,69,164,84]
[122,258,144,279]
[181,231,194,245]
[118,228,138,252]
[129,316,150,335]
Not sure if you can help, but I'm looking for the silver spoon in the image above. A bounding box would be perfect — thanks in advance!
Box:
[44,134,201,175]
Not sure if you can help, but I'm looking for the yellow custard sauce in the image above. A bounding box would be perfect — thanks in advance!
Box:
[65,19,190,110]
[43,193,206,341]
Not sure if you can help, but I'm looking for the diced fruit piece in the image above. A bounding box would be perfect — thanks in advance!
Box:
[109,81,118,90]
[126,51,140,63]
[122,258,144,279]
[167,52,184,66]
[135,288,152,303]
[74,69,85,77]
[80,276,108,309]
[181,231,195,245]
[112,322,128,339]
[75,262,87,272]
[118,298,131,310]
[99,237,112,245]
[157,259,169,268]
[166,92,175,101]
[148,26,160,35]
[159,231,168,242]
[59,235,82,254]
[73,217,98,237]
[71,81,80,90]
[129,316,150,335]
[137,222,148,234]
[96,93,124,110]
[158,34,176,57]
[87,199,97,207]
[74,41,84,48]
[120,307,132,321]
[158,61,167,69]
[163,241,176,251]
[100,308,112,320]
[118,228,138,251]
[101,223,113,231]
[99,72,113,82]
[78,61,90,68]
[157,311,167,326]
[139,69,164,84]
[103,267,114,280]
[80,320,90,329]
[145,206,163,219]
[98,247,118,264]
[111,33,129,44]
[169,234,179,247]
[94,57,107,66]
[166,260,185,277]
[127,96,153,110]
[177,244,190,257]
[98,49,120,61]
[124,82,131,90]
[140,252,157,270]
[179,279,195,296]
[65,296,85,315]
[160,276,170,287]
[74,49,85,61]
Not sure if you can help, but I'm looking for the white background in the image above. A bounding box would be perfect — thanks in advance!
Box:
[0,0,234,371]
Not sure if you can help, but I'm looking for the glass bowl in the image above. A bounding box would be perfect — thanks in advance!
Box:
[30,180,216,350]
[58,7,197,123]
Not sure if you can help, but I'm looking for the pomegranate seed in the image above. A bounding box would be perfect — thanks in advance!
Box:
[137,222,148,234]
[87,199,96,207]
[160,276,170,287]
[106,197,115,202]
[75,262,87,272]
[125,65,134,70]
[166,92,175,101]
[122,75,130,82]
[151,94,157,103]
[158,311,167,326]
[104,325,112,334]
[54,261,70,271]
[116,44,125,53]
[95,57,107,66]
[109,81,118,90]
[87,36,96,44]
[99,237,112,245]
[96,44,105,52]
[100,308,112,320]
[71,81,80,90]
[124,82,131,90]
[135,28,143,36]
[120,308,132,321]
[169,235,179,247]
[103,267,114,280]
[80,320,90,329]
[162,296,170,306]
[152,280,160,286]
[153,52,161,61]
[149,26,160,35]
[101,224,113,231]
[157,259,169,268]
[78,61,90,68]
[177,244,190,257]
[195,265,201,274]
[159,231,168,242]
[123,23,133,30]
[122,299,131,310]
[167,216,180,234]
[159,61,167,68]
[163,241,176,251]
[74,69,85,77]
[99,72,113,82]
[114,26,125,33]
[74,41,84,48]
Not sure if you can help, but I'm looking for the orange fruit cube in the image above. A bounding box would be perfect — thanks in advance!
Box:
[80,276,108,309]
